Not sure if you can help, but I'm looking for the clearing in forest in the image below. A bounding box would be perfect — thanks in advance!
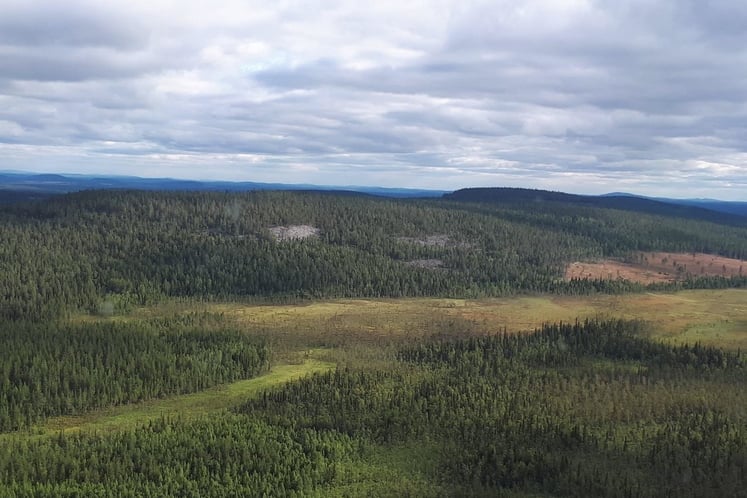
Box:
[268,225,320,241]
[121,289,747,350]
[2,357,333,438]
[565,251,745,284]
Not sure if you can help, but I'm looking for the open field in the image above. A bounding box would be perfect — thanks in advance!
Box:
[566,251,745,284]
[242,290,747,350]
[86,289,747,351]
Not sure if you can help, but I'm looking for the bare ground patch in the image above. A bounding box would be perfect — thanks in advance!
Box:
[565,252,745,284]
[637,252,745,278]
[565,261,673,284]
[268,225,320,241]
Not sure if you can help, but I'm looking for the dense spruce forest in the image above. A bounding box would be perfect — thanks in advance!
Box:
[1,319,746,496]
[1,189,746,496]
[2,189,746,321]
[0,316,269,432]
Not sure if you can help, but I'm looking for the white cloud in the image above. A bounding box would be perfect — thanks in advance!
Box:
[0,0,745,199]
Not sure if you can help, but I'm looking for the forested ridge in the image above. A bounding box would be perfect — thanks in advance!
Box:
[444,187,747,227]
[2,189,746,321]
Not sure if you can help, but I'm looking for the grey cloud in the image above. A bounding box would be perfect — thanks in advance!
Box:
[0,2,146,49]
[0,47,164,82]
[0,0,745,199]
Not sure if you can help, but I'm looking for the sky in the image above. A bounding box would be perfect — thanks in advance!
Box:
[1,0,746,200]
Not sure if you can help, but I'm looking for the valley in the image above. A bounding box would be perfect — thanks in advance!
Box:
[1,188,746,496]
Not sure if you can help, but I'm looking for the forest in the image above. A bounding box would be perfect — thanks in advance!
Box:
[1,318,745,496]
[2,189,746,321]
[1,189,746,496]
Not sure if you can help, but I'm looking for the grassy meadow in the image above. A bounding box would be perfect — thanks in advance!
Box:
[84,288,747,350]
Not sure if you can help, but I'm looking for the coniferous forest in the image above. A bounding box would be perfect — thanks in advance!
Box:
[2,190,746,322]
[1,189,746,496]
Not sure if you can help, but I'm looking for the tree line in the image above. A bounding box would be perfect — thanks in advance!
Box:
[0,316,269,432]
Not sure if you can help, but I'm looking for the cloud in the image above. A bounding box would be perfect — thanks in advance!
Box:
[0,1,145,49]
[0,0,745,199]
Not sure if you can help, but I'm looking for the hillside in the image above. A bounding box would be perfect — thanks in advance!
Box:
[604,192,747,217]
[444,187,747,227]
[0,189,57,204]
[2,189,746,321]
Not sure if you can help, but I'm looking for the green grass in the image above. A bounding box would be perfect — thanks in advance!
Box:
[2,357,333,439]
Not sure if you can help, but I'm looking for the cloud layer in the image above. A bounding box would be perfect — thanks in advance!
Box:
[1,0,746,199]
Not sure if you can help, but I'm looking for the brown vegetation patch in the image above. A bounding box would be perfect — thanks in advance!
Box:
[565,261,673,284]
[565,252,745,284]
[639,252,745,278]
[268,225,320,241]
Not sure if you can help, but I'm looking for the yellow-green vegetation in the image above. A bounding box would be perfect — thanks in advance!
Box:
[0,356,334,455]
[34,358,333,436]
[309,442,447,498]
[92,288,747,350]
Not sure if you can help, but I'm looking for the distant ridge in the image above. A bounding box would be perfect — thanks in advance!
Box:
[0,172,445,199]
[600,192,747,217]
[444,187,747,226]
[1,171,743,222]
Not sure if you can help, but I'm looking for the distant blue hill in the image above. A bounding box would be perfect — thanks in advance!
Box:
[601,192,747,218]
[0,172,446,200]
[446,187,747,227]
[1,172,743,224]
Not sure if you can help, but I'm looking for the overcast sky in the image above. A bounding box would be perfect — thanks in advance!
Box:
[1,0,746,199]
